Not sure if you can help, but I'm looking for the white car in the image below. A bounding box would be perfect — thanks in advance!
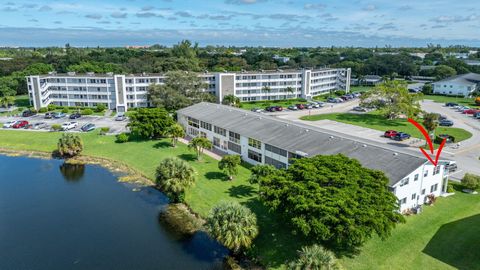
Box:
[61,122,78,131]
[3,120,18,128]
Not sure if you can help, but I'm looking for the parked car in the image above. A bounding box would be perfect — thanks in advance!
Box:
[296,104,305,110]
[439,119,454,126]
[438,134,455,143]
[438,115,447,121]
[22,110,37,117]
[456,106,469,112]
[474,112,480,119]
[445,102,459,107]
[274,106,283,112]
[69,112,82,119]
[287,105,298,110]
[32,122,48,130]
[445,161,458,173]
[353,106,367,112]
[3,120,18,128]
[305,104,313,109]
[393,132,411,141]
[251,108,262,113]
[315,101,325,107]
[309,103,320,108]
[53,112,66,118]
[115,114,127,121]
[61,122,78,131]
[44,112,53,119]
[12,120,29,129]
[81,123,96,132]
[326,97,337,103]
[462,109,479,115]
[384,130,398,138]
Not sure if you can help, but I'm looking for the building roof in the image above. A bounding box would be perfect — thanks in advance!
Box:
[178,102,428,186]
[435,73,480,85]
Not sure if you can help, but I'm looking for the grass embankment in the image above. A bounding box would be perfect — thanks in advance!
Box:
[240,98,309,111]
[423,94,479,109]
[0,129,305,268]
[301,111,473,144]
[1,130,479,270]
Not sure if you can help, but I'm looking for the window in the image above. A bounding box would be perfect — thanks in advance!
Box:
[187,117,199,128]
[229,131,240,144]
[265,144,287,157]
[213,137,220,147]
[248,138,261,149]
[430,184,438,193]
[265,156,287,169]
[228,141,241,154]
[421,189,426,195]
[433,166,441,175]
[414,174,419,181]
[187,127,198,136]
[399,197,407,205]
[248,150,262,162]
[214,126,226,136]
[400,178,409,187]
[424,170,428,177]
[200,121,212,131]
[411,193,417,200]
[200,131,207,138]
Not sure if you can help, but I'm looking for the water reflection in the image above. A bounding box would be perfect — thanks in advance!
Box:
[59,162,85,182]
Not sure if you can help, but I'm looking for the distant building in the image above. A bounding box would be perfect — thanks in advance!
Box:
[272,55,290,63]
[351,75,383,86]
[125,45,150,49]
[463,60,480,66]
[433,73,480,97]
[410,52,428,59]
[447,52,469,59]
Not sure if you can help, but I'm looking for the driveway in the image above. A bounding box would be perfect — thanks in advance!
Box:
[265,99,360,119]
[0,114,128,134]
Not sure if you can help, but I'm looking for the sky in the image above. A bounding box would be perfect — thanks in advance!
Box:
[0,0,479,47]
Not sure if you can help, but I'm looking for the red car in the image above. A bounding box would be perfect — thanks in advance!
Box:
[462,109,480,115]
[296,104,305,110]
[384,130,398,138]
[12,120,29,129]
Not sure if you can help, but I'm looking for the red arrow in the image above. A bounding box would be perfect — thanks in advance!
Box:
[408,118,447,166]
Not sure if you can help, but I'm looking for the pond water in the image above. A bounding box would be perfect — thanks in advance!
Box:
[0,155,227,270]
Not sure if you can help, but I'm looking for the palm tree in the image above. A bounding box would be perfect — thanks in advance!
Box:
[262,85,272,100]
[288,245,342,270]
[188,137,213,160]
[218,155,241,180]
[222,94,240,107]
[285,86,295,98]
[0,95,15,108]
[205,201,259,253]
[155,157,196,202]
[57,133,84,158]
[165,123,185,147]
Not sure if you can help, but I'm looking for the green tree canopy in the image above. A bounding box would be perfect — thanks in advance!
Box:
[256,154,404,251]
[155,157,196,202]
[127,108,175,139]
[57,133,83,158]
[361,80,423,119]
[188,137,213,160]
[433,65,457,80]
[218,155,242,180]
[287,245,342,270]
[423,112,439,138]
[462,173,480,191]
[165,123,185,147]
[222,95,240,107]
[205,201,259,253]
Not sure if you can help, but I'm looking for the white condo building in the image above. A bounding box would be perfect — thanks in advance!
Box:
[178,102,451,212]
[26,68,351,112]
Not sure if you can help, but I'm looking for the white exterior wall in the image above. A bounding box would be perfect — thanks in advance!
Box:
[392,164,446,212]
[27,68,350,110]
[433,81,476,97]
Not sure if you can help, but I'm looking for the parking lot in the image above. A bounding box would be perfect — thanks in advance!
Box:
[0,113,128,134]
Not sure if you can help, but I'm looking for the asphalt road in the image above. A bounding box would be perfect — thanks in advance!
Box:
[0,113,128,134]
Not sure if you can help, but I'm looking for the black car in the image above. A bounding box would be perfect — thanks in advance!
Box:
[81,123,96,132]
[393,132,411,141]
[22,110,36,117]
[69,112,81,119]
[445,102,459,107]
[44,112,53,119]
[439,119,454,126]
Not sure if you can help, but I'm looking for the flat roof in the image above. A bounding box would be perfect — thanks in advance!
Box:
[178,102,428,186]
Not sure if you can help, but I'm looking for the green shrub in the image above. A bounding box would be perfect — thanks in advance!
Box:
[462,173,480,191]
[51,124,62,131]
[447,183,454,193]
[99,127,110,135]
[47,104,57,111]
[115,133,129,143]
[335,90,346,96]
[95,104,107,113]
[81,108,94,115]
[61,108,69,113]
[38,107,48,113]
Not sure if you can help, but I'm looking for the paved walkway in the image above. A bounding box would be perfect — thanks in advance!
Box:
[178,137,223,161]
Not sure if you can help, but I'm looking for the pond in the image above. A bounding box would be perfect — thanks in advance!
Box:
[0,155,228,270]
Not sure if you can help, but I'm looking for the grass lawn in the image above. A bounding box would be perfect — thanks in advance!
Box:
[0,129,305,269]
[240,98,309,111]
[423,95,479,109]
[301,111,473,144]
[341,184,480,270]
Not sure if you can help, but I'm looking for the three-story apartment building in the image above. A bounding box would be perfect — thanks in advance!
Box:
[27,68,351,112]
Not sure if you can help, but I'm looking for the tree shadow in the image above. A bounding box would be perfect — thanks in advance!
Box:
[227,185,256,198]
[336,113,407,127]
[178,153,197,162]
[153,141,172,149]
[422,214,480,270]
[204,171,227,181]
[387,142,411,148]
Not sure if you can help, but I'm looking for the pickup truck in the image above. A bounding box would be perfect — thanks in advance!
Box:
[61,122,78,131]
